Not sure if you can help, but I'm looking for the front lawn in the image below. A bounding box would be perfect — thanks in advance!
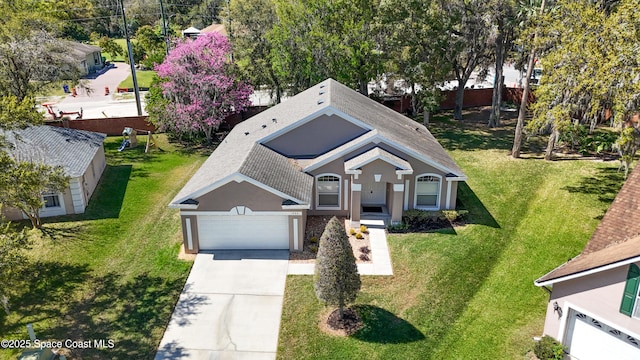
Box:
[118,70,157,90]
[278,111,626,359]
[0,135,207,359]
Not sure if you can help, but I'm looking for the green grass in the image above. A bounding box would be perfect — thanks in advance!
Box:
[277,112,626,359]
[118,70,156,90]
[0,135,207,359]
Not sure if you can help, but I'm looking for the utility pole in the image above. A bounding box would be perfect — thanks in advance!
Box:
[119,0,143,116]
[159,0,170,56]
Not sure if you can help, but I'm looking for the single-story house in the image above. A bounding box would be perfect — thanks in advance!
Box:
[181,26,200,39]
[535,165,640,359]
[1,126,107,220]
[170,79,466,253]
[66,41,104,76]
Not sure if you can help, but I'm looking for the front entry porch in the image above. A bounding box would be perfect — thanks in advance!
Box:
[359,204,391,226]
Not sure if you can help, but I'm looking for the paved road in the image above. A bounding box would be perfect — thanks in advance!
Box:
[155,251,289,360]
[49,63,147,119]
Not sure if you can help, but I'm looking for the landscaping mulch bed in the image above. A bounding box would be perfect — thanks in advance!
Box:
[324,307,363,336]
[289,216,372,264]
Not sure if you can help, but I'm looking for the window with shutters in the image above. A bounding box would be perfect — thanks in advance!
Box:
[414,174,441,210]
[620,263,640,318]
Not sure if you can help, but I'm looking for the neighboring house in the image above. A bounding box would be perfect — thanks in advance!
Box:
[66,41,104,76]
[535,165,640,360]
[200,23,227,37]
[1,126,107,220]
[170,79,466,253]
[181,27,200,39]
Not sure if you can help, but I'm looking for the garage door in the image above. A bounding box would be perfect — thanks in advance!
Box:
[197,215,289,250]
[565,310,640,360]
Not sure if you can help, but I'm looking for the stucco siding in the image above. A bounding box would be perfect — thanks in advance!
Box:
[543,264,640,342]
[195,180,285,211]
[264,114,369,158]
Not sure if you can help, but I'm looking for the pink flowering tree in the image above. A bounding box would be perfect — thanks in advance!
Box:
[148,33,253,143]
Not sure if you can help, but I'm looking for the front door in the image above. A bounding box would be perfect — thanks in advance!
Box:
[361,182,386,204]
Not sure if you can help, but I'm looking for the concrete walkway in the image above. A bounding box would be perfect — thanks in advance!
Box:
[155,251,289,360]
[287,220,394,276]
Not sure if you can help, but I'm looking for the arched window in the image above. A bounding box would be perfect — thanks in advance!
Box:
[415,174,441,210]
[316,174,341,210]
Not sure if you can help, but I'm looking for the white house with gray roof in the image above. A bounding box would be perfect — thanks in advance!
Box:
[170,79,466,252]
[1,126,106,220]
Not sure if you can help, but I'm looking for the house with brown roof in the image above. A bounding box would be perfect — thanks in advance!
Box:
[535,165,640,359]
[1,126,106,221]
[170,79,466,252]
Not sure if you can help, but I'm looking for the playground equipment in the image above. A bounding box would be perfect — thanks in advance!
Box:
[118,127,157,153]
[41,102,83,120]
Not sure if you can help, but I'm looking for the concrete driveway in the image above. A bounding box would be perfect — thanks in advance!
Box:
[155,251,289,360]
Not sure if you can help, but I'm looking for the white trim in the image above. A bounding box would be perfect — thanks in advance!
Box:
[293,218,299,251]
[344,149,412,172]
[535,256,640,287]
[414,173,442,211]
[170,203,199,209]
[344,179,349,211]
[351,183,362,191]
[257,106,373,144]
[396,170,413,180]
[282,204,311,210]
[446,181,452,209]
[315,173,342,210]
[374,174,382,182]
[171,173,309,207]
[345,169,362,175]
[302,131,380,172]
[185,218,193,250]
[559,301,640,344]
[393,184,404,192]
[39,191,67,218]
[404,180,410,211]
[182,210,302,216]
[446,176,466,181]
[304,132,467,180]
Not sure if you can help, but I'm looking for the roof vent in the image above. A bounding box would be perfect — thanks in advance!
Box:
[319,91,325,95]
[244,131,250,136]
[262,124,267,129]
[320,84,326,88]
[317,99,324,105]
[415,127,420,132]
[272,118,277,123]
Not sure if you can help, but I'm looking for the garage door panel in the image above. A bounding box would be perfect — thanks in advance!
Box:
[566,311,640,360]
[197,215,289,250]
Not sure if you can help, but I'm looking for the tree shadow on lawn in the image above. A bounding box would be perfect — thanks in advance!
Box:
[45,164,132,225]
[351,305,425,344]
[457,182,500,228]
[428,108,517,151]
[562,166,625,219]
[0,261,92,333]
[6,265,192,360]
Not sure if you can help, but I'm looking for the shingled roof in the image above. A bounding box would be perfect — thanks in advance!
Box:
[170,79,464,207]
[2,125,106,178]
[536,165,640,285]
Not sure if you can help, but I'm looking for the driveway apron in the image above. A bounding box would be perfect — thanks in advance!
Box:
[156,251,289,360]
